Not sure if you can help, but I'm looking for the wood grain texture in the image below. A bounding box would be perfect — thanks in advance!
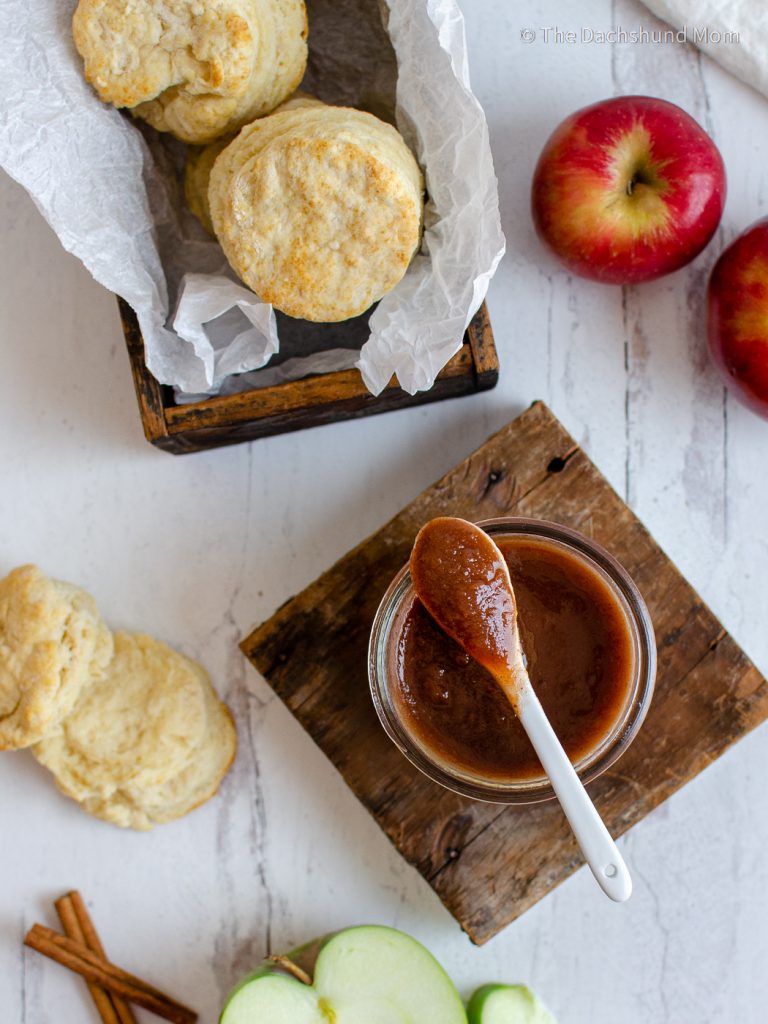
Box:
[120,302,498,454]
[241,402,768,944]
[118,298,175,452]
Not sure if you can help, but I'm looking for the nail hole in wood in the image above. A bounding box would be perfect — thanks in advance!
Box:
[482,469,504,498]
[547,456,567,473]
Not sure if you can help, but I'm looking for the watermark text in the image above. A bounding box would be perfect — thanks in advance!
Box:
[520,25,740,46]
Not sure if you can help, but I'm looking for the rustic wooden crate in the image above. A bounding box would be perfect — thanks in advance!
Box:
[241,401,767,944]
[119,299,498,454]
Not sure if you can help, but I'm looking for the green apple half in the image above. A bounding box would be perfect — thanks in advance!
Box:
[467,984,556,1024]
[220,925,468,1024]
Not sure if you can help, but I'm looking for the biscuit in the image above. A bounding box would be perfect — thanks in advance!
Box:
[33,632,237,830]
[208,102,425,321]
[102,679,237,829]
[0,566,113,750]
[72,0,308,144]
[184,91,323,234]
[185,136,233,235]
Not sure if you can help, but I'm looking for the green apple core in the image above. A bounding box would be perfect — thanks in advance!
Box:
[220,926,467,1024]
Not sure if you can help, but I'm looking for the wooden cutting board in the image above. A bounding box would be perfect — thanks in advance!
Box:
[241,401,766,944]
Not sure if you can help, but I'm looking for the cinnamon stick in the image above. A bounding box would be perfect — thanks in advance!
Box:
[24,924,197,1024]
[55,892,138,1024]
[55,894,119,1024]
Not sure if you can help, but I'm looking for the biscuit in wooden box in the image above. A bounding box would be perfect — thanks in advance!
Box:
[72,0,309,143]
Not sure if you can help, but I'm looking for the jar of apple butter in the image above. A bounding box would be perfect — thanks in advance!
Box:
[369,518,656,805]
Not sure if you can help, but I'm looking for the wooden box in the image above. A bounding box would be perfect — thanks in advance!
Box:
[119,299,498,454]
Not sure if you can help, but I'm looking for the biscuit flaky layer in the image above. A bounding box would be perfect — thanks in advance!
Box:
[208,102,425,322]
[72,0,308,143]
[33,631,237,830]
[0,566,113,750]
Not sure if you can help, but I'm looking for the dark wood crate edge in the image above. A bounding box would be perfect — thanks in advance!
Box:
[119,297,175,451]
[119,300,498,454]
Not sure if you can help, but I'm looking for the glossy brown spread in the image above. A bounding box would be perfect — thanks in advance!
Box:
[393,535,635,781]
[410,516,517,672]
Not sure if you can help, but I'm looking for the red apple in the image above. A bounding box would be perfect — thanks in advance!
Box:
[531,95,726,284]
[708,219,768,418]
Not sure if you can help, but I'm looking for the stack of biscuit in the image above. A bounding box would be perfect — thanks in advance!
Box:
[72,1,425,324]
[0,566,236,830]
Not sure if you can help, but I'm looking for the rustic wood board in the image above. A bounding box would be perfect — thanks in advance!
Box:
[119,299,498,454]
[241,401,767,944]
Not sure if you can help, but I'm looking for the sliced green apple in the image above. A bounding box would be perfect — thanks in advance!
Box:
[221,925,467,1024]
[467,984,556,1024]
[222,973,322,1024]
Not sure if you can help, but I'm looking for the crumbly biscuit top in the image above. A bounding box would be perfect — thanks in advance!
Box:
[73,0,308,143]
[73,0,255,109]
[209,104,424,321]
[184,91,323,233]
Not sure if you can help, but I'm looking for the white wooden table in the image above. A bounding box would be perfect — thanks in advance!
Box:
[2,1,767,1020]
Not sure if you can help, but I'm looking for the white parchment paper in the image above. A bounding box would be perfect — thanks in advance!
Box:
[0,0,504,397]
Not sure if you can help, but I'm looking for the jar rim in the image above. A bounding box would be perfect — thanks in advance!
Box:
[368,516,657,805]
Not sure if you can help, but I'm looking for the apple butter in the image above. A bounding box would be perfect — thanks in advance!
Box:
[410,516,518,674]
[391,535,636,781]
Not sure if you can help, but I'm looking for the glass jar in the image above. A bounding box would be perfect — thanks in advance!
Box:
[368,517,657,805]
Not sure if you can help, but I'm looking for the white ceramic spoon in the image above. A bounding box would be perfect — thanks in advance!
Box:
[410,516,632,902]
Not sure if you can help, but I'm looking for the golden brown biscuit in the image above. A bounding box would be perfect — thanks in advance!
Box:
[33,632,236,830]
[184,91,323,234]
[208,102,424,321]
[72,0,308,144]
[0,566,113,750]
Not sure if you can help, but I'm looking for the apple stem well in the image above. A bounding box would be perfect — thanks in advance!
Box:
[625,165,659,198]
[267,954,312,986]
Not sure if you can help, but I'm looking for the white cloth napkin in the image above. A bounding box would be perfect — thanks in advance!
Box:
[641,1,768,99]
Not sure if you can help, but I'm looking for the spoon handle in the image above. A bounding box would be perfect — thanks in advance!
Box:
[515,681,632,902]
